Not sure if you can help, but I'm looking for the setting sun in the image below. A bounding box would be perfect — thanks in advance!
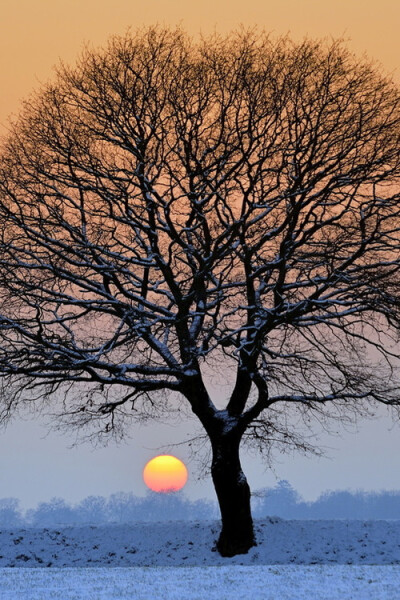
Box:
[143,455,188,493]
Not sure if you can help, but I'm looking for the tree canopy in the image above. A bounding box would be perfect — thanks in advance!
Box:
[0,27,399,555]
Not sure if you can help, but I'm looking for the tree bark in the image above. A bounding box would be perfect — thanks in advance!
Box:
[211,434,256,557]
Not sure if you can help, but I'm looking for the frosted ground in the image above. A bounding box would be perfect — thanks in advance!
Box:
[0,519,399,598]
[1,565,399,600]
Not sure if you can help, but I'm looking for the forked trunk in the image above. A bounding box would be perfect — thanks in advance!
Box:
[211,435,256,557]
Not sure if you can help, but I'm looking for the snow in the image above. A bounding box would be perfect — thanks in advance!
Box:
[215,409,238,434]
[1,565,399,600]
[0,519,399,567]
[0,519,399,598]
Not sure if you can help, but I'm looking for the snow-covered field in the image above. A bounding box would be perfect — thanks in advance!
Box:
[0,519,399,598]
[1,565,399,600]
[0,518,399,567]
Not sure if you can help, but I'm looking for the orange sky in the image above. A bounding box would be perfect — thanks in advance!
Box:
[0,0,399,131]
[0,1,399,507]
[0,0,400,506]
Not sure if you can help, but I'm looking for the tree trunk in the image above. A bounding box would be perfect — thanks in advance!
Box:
[211,434,256,557]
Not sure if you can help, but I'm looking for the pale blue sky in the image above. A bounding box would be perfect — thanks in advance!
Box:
[1,401,399,509]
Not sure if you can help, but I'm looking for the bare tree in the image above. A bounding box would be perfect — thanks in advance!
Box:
[0,27,399,556]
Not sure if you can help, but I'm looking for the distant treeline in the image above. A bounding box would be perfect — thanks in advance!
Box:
[251,480,400,520]
[0,492,218,527]
[1,481,400,526]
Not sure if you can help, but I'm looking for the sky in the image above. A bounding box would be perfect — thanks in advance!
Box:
[0,0,399,509]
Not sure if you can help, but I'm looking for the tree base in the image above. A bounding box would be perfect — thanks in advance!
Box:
[216,529,257,557]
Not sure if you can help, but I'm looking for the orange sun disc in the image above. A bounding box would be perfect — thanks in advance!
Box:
[143,455,188,493]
